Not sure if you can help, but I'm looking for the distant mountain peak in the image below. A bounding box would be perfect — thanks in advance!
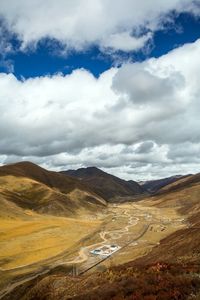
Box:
[61,166,145,201]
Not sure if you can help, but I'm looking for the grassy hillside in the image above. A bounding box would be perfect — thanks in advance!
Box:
[0,162,106,198]
[3,259,200,300]
[0,162,105,293]
[150,173,200,218]
[0,214,101,270]
[4,170,200,300]
[156,173,200,196]
[61,167,145,201]
[1,163,200,299]
[134,173,200,265]
[0,162,106,217]
[141,175,190,193]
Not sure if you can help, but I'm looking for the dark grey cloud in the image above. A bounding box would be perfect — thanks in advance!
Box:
[112,64,185,105]
[135,141,154,154]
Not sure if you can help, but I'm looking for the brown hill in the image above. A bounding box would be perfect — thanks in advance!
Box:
[141,174,190,193]
[134,172,200,265]
[61,167,145,201]
[2,169,200,300]
[156,172,200,196]
[0,162,106,217]
[3,261,200,300]
[0,161,93,194]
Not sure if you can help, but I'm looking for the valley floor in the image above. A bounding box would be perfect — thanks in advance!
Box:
[0,199,187,299]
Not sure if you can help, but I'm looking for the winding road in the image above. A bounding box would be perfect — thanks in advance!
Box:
[0,205,153,299]
[65,209,140,265]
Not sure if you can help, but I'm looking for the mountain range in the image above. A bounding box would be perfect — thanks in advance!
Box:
[1,161,200,299]
[140,174,191,193]
[61,166,145,201]
[0,161,107,218]
[0,162,150,219]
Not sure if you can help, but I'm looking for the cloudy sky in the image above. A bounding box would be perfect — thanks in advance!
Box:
[0,0,200,180]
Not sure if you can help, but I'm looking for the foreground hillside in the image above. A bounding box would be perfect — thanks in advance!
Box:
[61,166,145,201]
[4,261,200,300]
[3,170,200,300]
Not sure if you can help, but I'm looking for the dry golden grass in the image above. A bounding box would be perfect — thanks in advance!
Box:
[0,174,106,220]
[95,202,186,267]
[0,214,101,270]
[0,197,185,272]
[2,162,200,298]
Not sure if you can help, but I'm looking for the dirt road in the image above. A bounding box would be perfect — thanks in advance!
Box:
[64,208,141,265]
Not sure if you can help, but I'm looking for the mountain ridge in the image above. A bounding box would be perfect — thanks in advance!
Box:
[140,174,191,193]
[0,161,107,217]
[61,166,146,201]
[3,166,200,299]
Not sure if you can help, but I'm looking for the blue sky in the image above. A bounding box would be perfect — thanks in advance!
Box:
[1,12,200,79]
[0,1,200,180]
[0,12,200,78]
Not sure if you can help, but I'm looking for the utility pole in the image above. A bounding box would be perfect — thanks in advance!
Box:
[72,264,78,276]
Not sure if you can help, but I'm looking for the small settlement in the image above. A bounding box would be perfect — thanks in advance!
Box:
[90,244,121,257]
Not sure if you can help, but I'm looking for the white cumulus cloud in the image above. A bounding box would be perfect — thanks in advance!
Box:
[0,38,200,179]
[0,0,199,52]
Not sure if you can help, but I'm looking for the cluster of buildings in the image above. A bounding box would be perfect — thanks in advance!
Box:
[90,244,121,257]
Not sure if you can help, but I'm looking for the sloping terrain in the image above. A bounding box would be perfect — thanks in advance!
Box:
[141,174,190,193]
[61,167,145,201]
[156,172,200,196]
[4,262,200,300]
[0,162,106,217]
[134,172,200,265]
[0,214,101,271]
[4,170,200,300]
[0,162,105,293]
[147,172,200,220]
